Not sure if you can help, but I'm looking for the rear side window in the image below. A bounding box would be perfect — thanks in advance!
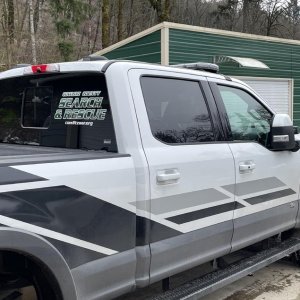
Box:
[0,72,117,151]
[141,77,215,144]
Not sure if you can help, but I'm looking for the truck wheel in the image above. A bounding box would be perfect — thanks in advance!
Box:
[292,251,300,267]
[0,251,62,300]
[29,260,61,300]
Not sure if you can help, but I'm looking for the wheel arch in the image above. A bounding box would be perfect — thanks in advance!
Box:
[0,227,77,300]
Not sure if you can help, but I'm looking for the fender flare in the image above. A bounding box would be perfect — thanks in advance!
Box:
[0,227,77,300]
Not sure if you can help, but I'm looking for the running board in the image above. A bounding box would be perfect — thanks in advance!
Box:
[149,237,300,300]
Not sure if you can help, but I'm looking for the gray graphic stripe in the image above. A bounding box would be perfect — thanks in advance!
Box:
[0,153,130,167]
[0,214,117,255]
[222,177,285,196]
[0,185,181,253]
[166,202,241,225]
[235,202,246,209]
[132,188,230,215]
[0,167,47,185]
[244,188,296,205]
[0,185,132,252]
[46,237,106,268]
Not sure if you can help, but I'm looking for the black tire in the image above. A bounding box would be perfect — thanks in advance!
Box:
[27,260,62,300]
[0,252,62,300]
[292,251,300,267]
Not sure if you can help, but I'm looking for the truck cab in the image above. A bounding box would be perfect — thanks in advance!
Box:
[0,60,299,300]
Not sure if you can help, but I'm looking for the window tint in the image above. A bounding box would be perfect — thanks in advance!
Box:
[141,77,214,144]
[0,73,117,151]
[218,85,272,145]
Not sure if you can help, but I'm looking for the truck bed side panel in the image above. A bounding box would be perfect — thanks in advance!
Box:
[0,153,138,299]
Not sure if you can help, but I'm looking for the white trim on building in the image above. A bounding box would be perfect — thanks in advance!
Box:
[95,22,300,58]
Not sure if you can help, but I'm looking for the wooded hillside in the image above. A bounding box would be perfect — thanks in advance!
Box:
[1,0,299,69]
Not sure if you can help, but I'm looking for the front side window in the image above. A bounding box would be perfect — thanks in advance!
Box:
[217,85,273,146]
[141,77,215,144]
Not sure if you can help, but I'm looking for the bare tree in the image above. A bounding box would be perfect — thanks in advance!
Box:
[149,0,171,22]
[0,0,16,67]
[102,0,110,48]
[262,0,285,36]
[92,0,102,53]
[117,0,123,41]
[284,0,300,38]
[213,0,240,31]
[28,0,37,64]
[7,0,14,42]
[0,0,300,68]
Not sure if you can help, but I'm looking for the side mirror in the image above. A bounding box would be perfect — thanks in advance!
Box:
[269,114,296,151]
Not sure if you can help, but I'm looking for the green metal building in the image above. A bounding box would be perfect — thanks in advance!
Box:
[95,22,300,126]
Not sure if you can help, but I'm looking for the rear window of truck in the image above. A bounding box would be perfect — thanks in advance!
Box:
[0,72,117,151]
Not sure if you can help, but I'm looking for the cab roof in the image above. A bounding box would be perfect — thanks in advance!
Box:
[0,60,228,81]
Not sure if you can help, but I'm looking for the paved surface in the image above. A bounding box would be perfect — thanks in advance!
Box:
[206,260,300,300]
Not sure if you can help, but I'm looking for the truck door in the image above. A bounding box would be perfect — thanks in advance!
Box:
[129,69,236,283]
[209,80,300,251]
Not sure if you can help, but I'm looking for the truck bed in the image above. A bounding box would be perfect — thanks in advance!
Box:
[0,143,126,167]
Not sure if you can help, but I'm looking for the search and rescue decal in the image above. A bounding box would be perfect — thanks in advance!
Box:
[54,90,107,126]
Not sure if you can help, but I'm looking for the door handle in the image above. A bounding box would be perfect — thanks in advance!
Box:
[239,162,256,173]
[156,169,180,184]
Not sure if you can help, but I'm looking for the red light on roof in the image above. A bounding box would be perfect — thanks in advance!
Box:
[31,64,48,73]
[23,64,60,75]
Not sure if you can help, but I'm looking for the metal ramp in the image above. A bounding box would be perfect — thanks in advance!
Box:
[149,237,300,300]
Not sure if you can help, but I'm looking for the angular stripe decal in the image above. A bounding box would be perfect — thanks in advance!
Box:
[136,216,180,246]
[0,184,182,265]
[0,167,47,185]
[0,185,135,252]
[244,188,296,205]
[0,214,117,255]
[132,188,230,215]
[235,202,246,209]
[46,237,106,268]
[166,202,239,225]
[222,177,286,196]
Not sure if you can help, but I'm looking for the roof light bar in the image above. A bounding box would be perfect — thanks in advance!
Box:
[173,62,219,73]
[23,64,60,75]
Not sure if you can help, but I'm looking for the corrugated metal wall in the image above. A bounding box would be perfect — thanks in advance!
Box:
[169,29,300,126]
[103,31,161,63]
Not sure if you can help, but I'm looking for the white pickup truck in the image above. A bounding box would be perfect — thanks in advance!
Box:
[0,59,299,300]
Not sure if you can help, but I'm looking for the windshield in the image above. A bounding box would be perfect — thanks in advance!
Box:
[0,72,117,152]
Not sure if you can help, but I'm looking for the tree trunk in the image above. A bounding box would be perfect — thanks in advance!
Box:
[242,0,250,32]
[292,0,299,38]
[7,0,14,43]
[127,0,134,37]
[102,0,110,48]
[117,0,123,41]
[92,0,102,53]
[87,0,92,53]
[16,1,28,50]
[162,0,170,22]
[28,0,37,64]
[33,0,40,34]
